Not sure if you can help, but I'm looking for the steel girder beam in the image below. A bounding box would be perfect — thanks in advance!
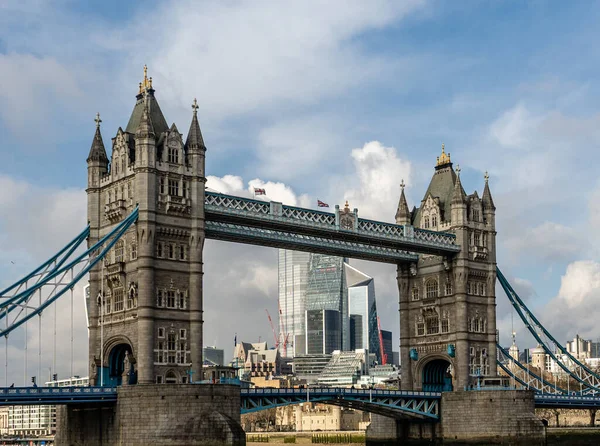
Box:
[240,388,440,420]
[205,221,418,263]
[0,387,117,406]
[205,192,460,257]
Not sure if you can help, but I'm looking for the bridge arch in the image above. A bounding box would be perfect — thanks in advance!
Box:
[417,355,453,392]
[103,335,135,386]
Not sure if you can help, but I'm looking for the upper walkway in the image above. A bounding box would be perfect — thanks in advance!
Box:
[204,192,460,263]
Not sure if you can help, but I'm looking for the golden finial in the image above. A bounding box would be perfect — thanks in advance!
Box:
[94,112,102,129]
[436,143,451,166]
[344,200,350,210]
[139,65,152,93]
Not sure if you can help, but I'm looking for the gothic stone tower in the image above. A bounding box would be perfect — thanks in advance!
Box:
[86,67,206,385]
[396,145,497,391]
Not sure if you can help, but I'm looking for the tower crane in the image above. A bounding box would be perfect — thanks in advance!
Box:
[377,316,388,365]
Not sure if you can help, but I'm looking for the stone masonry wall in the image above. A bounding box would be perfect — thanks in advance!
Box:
[441,390,545,445]
[56,384,245,446]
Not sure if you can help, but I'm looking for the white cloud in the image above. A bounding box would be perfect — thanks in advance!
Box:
[505,221,585,263]
[539,261,600,342]
[131,1,426,123]
[489,103,538,150]
[342,141,412,222]
[0,54,83,138]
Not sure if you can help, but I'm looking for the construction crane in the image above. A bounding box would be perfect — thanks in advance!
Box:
[265,309,279,349]
[377,316,388,365]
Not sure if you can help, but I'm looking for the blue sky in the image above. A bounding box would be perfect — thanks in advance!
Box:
[2,0,600,383]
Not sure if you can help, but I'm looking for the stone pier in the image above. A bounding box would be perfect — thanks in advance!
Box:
[56,384,245,446]
[366,390,546,445]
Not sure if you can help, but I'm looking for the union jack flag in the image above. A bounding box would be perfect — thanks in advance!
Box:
[254,188,266,195]
[317,200,329,208]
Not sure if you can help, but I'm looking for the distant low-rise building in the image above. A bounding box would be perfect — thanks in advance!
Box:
[203,346,225,366]
[232,341,285,378]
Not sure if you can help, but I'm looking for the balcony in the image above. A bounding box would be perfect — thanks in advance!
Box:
[470,245,488,260]
[105,199,126,222]
[166,195,190,215]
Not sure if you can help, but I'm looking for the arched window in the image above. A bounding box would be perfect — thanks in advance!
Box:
[426,279,438,299]
[165,370,177,384]
[424,216,430,229]
[431,214,437,227]
[411,288,420,301]
[168,146,178,164]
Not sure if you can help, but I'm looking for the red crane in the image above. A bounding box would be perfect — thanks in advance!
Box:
[265,309,279,349]
[377,316,388,365]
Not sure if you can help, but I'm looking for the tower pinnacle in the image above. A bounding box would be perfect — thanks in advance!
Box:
[87,113,108,164]
[95,112,102,128]
[138,64,153,94]
[436,143,451,167]
[395,180,411,225]
[185,98,206,151]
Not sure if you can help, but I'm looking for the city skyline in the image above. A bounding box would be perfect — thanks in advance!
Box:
[2,1,600,385]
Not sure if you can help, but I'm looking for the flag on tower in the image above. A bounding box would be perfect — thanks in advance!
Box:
[317,200,329,208]
[254,188,266,195]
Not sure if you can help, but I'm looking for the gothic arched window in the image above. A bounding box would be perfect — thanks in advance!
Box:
[424,216,430,229]
[431,214,437,227]
[168,146,178,164]
[426,279,438,299]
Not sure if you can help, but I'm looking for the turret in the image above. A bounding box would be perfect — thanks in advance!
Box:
[185,98,207,177]
[135,96,156,168]
[482,171,495,228]
[395,180,411,225]
[450,165,467,225]
[87,113,108,188]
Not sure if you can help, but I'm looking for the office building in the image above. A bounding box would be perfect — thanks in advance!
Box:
[305,254,348,352]
[278,250,311,357]
[305,309,342,355]
[381,330,393,365]
[346,263,381,363]
[203,346,224,366]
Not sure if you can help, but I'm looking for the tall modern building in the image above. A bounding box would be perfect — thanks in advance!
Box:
[278,250,311,357]
[346,263,381,363]
[381,330,393,365]
[305,254,349,352]
[305,309,342,354]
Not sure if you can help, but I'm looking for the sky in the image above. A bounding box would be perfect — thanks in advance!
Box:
[2,0,600,385]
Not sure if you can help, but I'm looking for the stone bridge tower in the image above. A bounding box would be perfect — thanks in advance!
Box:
[86,67,206,385]
[396,146,497,391]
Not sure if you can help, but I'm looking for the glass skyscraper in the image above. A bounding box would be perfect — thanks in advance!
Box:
[278,250,311,357]
[346,263,381,364]
[305,254,349,352]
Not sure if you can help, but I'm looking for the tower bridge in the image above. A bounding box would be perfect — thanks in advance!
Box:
[0,67,598,445]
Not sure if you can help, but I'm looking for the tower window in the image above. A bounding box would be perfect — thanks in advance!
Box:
[158,327,165,338]
[167,291,176,308]
[168,146,179,164]
[157,290,164,307]
[441,319,449,333]
[167,333,176,351]
[183,181,189,199]
[169,244,175,259]
[411,288,420,301]
[445,282,452,296]
[426,279,438,299]
[178,292,185,309]
[416,322,425,336]
[157,242,163,258]
[424,216,430,229]
[474,232,481,247]
[130,243,137,260]
[179,245,186,260]
[113,289,124,312]
[431,214,437,227]
[426,317,439,335]
[473,209,480,222]
[180,329,186,339]
[114,240,124,263]
[168,179,179,196]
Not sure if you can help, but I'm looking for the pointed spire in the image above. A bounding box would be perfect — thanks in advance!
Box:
[185,98,206,151]
[482,171,496,210]
[451,164,467,205]
[87,113,108,164]
[395,180,411,224]
[135,92,155,138]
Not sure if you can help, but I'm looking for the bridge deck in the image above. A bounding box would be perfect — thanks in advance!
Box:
[0,387,117,405]
[204,192,460,261]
